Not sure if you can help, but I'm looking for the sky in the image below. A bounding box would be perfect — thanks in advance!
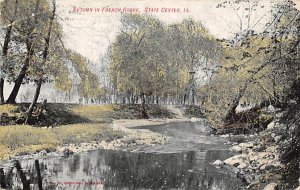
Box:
[55,0,299,62]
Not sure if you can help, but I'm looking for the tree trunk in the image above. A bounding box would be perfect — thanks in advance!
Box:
[183,94,187,105]
[25,0,55,121]
[140,92,148,118]
[0,0,18,104]
[25,78,42,124]
[152,95,155,104]
[224,84,248,123]
[0,79,4,104]
[223,59,272,125]
[6,49,33,104]
[6,0,41,104]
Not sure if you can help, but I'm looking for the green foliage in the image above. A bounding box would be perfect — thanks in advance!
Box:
[68,50,104,100]
[200,0,300,128]
[109,14,221,99]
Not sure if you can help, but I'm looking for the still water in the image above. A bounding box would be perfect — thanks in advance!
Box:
[0,121,244,190]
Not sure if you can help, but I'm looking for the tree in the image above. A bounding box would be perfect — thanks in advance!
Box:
[25,0,57,122]
[109,14,221,115]
[68,50,103,104]
[5,0,49,104]
[201,0,300,128]
[167,19,221,105]
[0,0,19,104]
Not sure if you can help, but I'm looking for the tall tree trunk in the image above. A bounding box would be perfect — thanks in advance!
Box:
[0,79,4,104]
[224,84,248,123]
[0,0,19,104]
[25,78,42,124]
[26,0,55,121]
[152,94,155,104]
[140,92,148,118]
[183,94,187,105]
[223,58,272,125]
[6,46,33,104]
[6,0,40,104]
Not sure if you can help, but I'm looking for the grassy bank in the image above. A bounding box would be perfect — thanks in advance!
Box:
[0,103,174,160]
[0,123,122,160]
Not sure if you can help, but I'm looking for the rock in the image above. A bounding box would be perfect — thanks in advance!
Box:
[224,154,248,167]
[247,181,261,189]
[274,136,281,143]
[253,145,264,152]
[248,152,271,161]
[39,150,47,156]
[257,158,271,167]
[239,142,254,149]
[264,162,283,170]
[294,186,300,190]
[237,163,248,169]
[212,160,224,168]
[191,117,197,122]
[266,146,276,153]
[220,134,229,138]
[260,164,267,170]
[267,121,276,129]
[263,183,278,190]
[230,145,242,153]
[275,112,283,118]
[288,99,297,104]
[267,105,276,112]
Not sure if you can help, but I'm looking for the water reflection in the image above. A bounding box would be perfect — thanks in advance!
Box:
[0,121,243,190]
[0,149,242,190]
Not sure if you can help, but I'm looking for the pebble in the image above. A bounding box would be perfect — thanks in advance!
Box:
[220,134,229,138]
[230,145,242,153]
[212,160,224,168]
[274,136,281,143]
[267,121,276,129]
[224,154,248,167]
[239,142,254,149]
[38,150,47,156]
[237,163,248,169]
[263,183,278,190]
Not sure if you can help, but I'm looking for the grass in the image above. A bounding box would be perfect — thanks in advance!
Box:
[0,104,18,112]
[0,103,173,160]
[0,104,20,117]
[70,104,116,122]
[0,123,122,160]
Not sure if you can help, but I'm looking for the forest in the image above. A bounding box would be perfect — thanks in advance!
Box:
[0,0,299,189]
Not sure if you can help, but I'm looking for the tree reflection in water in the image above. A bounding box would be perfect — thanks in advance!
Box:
[0,149,243,190]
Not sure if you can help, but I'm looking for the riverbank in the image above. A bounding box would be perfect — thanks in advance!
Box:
[212,106,300,190]
[0,103,200,161]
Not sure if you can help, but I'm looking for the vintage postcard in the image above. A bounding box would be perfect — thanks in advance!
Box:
[0,0,299,189]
